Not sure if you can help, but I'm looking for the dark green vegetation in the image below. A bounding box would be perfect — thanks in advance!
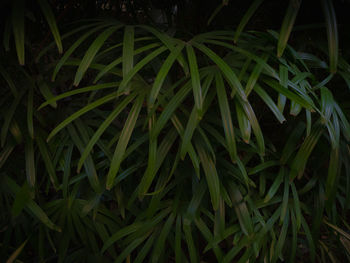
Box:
[1,0,350,262]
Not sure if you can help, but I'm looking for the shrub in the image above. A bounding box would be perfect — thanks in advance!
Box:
[1,0,350,262]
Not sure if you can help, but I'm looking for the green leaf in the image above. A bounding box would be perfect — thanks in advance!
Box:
[36,131,59,189]
[171,115,200,177]
[11,183,31,217]
[25,137,35,187]
[272,209,289,263]
[234,0,263,43]
[248,160,280,175]
[264,167,284,203]
[278,65,288,113]
[334,102,350,142]
[280,122,305,164]
[138,136,157,196]
[186,180,207,221]
[325,147,339,203]
[245,55,267,96]
[0,64,18,97]
[106,93,145,189]
[67,124,101,192]
[96,43,163,84]
[134,233,157,263]
[324,219,350,241]
[193,41,248,102]
[37,79,57,108]
[289,210,297,262]
[195,140,220,210]
[202,39,279,79]
[122,26,134,93]
[291,182,301,230]
[148,43,185,107]
[12,0,25,65]
[187,44,203,115]
[101,222,143,253]
[27,85,34,138]
[301,214,316,262]
[254,84,286,123]
[277,0,301,57]
[0,143,15,169]
[118,45,167,93]
[6,239,28,263]
[151,213,176,262]
[322,0,338,73]
[77,92,137,172]
[263,78,314,110]
[52,24,109,81]
[290,123,323,181]
[239,99,265,156]
[178,73,214,159]
[151,80,192,140]
[62,144,73,198]
[74,25,121,86]
[280,176,290,224]
[138,25,189,74]
[236,102,251,143]
[5,176,61,231]
[47,91,119,141]
[37,0,63,54]
[183,218,198,263]
[3,17,11,52]
[227,181,253,236]
[175,215,182,263]
[207,1,227,25]
[215,73,237,161]
[1,85,25,148]
[114,233,150,263]
[38,82,118,110]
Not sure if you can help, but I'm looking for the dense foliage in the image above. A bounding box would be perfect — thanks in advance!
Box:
[1,0,350,262]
